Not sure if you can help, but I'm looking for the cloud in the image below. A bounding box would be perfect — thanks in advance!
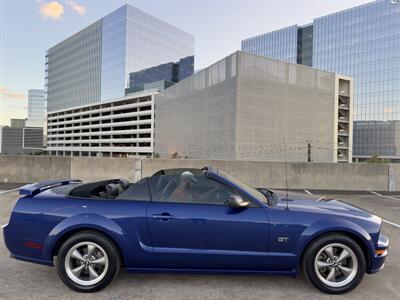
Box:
[0,87,27,100]
[65,0,86,16]
[39,1,64,20]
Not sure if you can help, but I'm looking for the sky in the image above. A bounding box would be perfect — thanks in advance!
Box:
[0,0,373,126]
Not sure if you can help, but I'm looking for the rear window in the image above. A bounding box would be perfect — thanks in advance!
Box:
[117,179,150,201]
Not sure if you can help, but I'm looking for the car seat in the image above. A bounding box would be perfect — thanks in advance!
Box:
[105,183,121,198]
[161,179,178,201]
[118,179,130,192]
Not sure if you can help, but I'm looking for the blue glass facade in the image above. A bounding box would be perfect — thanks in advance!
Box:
[127,55,194,93]
[297,24,313,66]
[241,0,400,158]
[100,6,127,101]
[178,56,195,81]
[241,25,298,64]
[26,89,45,128]
[101,5,195,100]
[313,0,400,123]
[46,21,102,112]
[129,62,178,88]
[46,4,194,111]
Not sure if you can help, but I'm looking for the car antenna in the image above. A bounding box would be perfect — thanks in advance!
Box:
[283,135,289,210]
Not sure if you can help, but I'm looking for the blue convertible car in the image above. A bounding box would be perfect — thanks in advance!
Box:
[3,167,389,294]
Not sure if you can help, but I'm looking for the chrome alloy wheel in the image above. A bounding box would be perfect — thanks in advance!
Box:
[314,243,358,288]
[64,241,109,286]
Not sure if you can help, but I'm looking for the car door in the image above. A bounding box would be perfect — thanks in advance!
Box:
[146,173,270,270]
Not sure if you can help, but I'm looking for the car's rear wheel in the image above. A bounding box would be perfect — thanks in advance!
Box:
[56,231,121,293]
[302,234,366,294]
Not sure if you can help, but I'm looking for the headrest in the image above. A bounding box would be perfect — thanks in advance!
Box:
[118,179,130,191]
[105,183,121,198]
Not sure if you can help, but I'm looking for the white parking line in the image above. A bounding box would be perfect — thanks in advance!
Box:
[383,219,400,229]
[369,192,400,228]
[304,189,312,195]
[371,191,400,201]
[0,187,21,195]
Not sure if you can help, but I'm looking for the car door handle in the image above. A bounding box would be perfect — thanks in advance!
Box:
[152,213,175,221]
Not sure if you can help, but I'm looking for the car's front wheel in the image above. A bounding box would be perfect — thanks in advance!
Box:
[302,234,366,294]
[56,231,121,293]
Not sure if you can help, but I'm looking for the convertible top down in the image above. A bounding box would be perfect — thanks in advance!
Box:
[3,167,389,294]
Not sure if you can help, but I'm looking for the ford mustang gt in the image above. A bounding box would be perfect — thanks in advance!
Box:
[3,167,389,294]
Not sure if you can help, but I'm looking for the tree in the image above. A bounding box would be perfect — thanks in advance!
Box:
[366,155,390,163]
[171,151,179,159]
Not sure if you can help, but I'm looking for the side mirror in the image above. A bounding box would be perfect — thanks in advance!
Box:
[226,194,250,208]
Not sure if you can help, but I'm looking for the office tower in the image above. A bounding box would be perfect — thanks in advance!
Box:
[46,4,194,112]
[242,0,400,160]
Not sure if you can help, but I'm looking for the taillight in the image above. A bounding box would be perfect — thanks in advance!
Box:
[23,241,43,250]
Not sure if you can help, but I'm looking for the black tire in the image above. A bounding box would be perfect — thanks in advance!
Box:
[56,231,121,293]
[302,233,366,294]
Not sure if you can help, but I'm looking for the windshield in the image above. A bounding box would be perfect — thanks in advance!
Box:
[217,170,268,205]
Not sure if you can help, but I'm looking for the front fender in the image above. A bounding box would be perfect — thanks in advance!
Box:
[295,218,375,267]
[42,213,131,264]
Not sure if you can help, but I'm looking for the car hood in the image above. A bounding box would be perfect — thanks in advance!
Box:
[273,191,377,220]
[278,198,373,218]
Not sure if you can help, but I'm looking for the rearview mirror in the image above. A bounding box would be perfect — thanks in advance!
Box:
[226,195,250,208]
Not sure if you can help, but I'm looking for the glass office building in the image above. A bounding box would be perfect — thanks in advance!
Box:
[241,25,298,64]
[242,0,400,159]
[126,56,194,93]
[46,4,194,112]
[353,120,400,161]
[26,89,45,128]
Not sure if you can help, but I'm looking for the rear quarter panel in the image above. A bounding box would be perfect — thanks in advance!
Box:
[4,192,154,268]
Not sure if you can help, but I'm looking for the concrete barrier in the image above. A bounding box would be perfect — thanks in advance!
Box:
[70,157,141,182]
[0,155,70,184]
[141,159,389,191]
[0,155,395,191]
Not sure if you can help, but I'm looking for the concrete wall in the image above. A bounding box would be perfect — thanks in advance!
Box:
[0,155,70,183]
[235,52,338,163]
[70,157,142,182]
[154,52,347,163]
[0,155,395,191]
[141,159,389,191]
[154,54,238,160]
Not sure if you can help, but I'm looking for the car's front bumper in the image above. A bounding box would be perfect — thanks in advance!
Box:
[368,233,389,274]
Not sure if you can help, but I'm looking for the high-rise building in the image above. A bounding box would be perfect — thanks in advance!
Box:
[45,4,194,112]
[26,89,45,127]
[0,126,43,155]
[242,0,400,160]
[154,51,353,163]
[125,56,194,94]
[10,118,26,128]
[353,120,400,161]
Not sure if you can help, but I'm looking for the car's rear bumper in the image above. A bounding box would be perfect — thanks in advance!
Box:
[3,223,53,266]
[2,223,11,252]
[368,233,389,274]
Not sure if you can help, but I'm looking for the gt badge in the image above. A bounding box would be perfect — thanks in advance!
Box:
[278,237,289,242]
